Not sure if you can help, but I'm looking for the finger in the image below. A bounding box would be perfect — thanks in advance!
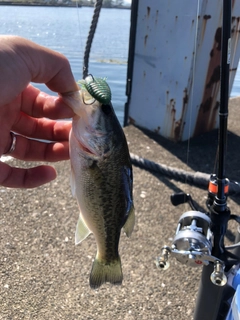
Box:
[10,134,70,162]
[20,84,75,119]
[0,161,57,188]
[20,37,79,93]
[0,36,79,106]
[13,114,72,142]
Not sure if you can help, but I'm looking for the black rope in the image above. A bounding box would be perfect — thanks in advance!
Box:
[130,153,240,195]
[82,0,103,79]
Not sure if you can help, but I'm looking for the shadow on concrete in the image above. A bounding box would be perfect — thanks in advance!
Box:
[151,171,207,213]
[133,126,240,206]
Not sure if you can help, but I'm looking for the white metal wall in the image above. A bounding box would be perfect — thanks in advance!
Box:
[127,0,240,141]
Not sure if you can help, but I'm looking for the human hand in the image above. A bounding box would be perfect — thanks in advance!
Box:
[0,36,79,188]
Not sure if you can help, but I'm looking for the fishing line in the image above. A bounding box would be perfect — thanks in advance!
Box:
[185,0,200,181]
[75,0,84,75]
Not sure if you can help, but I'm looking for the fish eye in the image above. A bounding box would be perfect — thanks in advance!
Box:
[101,104,112,115]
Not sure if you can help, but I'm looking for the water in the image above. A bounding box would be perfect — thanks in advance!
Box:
[0,5,130,125]
[1,5,240,125]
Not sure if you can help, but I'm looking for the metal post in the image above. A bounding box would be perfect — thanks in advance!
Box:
[124,0,139,127]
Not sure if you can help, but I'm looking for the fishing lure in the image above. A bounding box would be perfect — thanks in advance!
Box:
[78,74,112,105]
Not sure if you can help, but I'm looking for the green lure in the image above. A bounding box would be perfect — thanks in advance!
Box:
[78,74,112,105]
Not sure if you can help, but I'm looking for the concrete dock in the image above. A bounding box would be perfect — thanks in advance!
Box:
[0,98,240,320]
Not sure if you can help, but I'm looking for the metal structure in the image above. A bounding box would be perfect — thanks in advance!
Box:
[125,0,240,141]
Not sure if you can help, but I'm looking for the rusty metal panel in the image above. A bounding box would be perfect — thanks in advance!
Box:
[127,0,240,141]
[192,0,240,138]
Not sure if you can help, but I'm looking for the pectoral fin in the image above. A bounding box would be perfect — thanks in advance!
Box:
[75,214,91,245]
[123,205,135,237]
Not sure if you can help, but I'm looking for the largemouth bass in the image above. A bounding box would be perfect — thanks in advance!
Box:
[62,78,135,289]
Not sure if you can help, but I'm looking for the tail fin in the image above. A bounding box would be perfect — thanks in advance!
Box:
[89,256,123,289]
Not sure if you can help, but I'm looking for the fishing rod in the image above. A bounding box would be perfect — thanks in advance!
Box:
[157,1,240,319]
[193,1,233,318]
[214,0,231,212]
